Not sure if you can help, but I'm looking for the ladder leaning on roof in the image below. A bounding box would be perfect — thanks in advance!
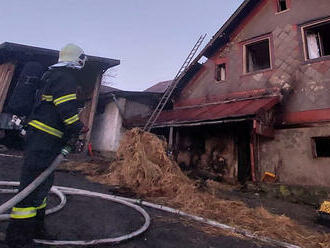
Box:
[143,34,207,132]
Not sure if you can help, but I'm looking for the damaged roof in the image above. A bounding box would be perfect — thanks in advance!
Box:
[0,42,120,71]
[154,96,279,127]
[144,80,172,93]
[126,95,280,128]
[100,85,122,94]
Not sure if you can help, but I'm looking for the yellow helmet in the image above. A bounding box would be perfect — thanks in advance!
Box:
[58,43,87,68]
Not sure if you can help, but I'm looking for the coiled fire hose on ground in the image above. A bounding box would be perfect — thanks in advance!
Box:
[0,150,300,248]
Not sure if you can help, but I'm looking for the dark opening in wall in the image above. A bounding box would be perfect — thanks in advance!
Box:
[312,137,330,158]
[245,39,271,73]
[305,21,330,59]
[277,0,287,12]
[215,63,226,81]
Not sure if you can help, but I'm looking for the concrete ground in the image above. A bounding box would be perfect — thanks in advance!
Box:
[0,154,276,248]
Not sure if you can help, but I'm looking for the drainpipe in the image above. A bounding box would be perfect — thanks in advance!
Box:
[111,93,125,119]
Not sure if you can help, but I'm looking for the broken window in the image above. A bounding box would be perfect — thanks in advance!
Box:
[277,0,287,12]
[215,63,226,81]
[312,137,330,158]
[304,21,330,59]
[245,39,271,73]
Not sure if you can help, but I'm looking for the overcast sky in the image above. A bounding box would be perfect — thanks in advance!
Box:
[1,0,244,91]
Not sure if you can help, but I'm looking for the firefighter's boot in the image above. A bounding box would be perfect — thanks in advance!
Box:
[5,218,37,248]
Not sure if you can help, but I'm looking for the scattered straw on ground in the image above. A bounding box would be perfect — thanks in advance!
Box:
[63,128,330,248]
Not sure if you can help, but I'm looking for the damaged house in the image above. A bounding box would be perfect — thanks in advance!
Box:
[90,81,171,156]
[128,0,330,187]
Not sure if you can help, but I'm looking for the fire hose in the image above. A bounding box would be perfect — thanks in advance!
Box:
[0,151,301,248]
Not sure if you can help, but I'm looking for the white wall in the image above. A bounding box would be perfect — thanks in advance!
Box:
[90,98,126,152]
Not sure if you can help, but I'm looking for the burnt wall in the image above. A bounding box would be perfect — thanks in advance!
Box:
[178,0,330,113]
[124,100,153,120]
[175,125,238,182]
[259,125,330,187]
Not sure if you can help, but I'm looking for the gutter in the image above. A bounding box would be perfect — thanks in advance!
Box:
[152,117,252,129]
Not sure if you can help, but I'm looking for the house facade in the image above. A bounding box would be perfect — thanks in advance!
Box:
[152,0,330,187]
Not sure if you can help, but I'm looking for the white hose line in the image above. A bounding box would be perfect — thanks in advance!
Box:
[0,183,66,221]
[0,153,23,159]
[0,181,151,246]
[34,188,151,246]
[0,154,65,214]
[57,186,302,248]
[0,182,301,248]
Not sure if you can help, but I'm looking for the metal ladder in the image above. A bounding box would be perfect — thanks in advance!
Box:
[143,34,207,132]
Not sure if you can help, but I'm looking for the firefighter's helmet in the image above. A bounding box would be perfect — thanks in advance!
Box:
[58,44,87,69]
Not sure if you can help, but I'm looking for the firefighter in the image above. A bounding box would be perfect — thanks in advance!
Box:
[5,44,88,248]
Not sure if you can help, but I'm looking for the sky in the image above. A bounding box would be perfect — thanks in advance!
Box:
[0,0,244,91]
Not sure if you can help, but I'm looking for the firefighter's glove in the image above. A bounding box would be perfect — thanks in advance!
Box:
[66,135,82,153]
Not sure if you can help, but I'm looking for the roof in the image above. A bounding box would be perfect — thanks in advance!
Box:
[200,0,259,58]
[173,0,261,97]
[0,42,120,71]
[153,96,279,127]
[144,80,172,93]
[98,89,163,112]
[100,85,122,94]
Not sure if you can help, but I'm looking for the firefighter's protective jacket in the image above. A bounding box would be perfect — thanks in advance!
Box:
[27,67,83,151]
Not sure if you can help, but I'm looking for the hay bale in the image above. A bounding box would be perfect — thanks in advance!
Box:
[177,151,192,170]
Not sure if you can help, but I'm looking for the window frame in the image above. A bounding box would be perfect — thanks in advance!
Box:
[274,0,291,14]
[215,63,227,82]
[277,0,287,12]
[311,136,330,158]
[301,17,330,62]
[242,35,273,75]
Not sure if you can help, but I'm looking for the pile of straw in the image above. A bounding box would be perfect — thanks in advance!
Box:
[70,128,330,247]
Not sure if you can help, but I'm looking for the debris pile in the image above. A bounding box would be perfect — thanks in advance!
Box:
[67,128,330,247]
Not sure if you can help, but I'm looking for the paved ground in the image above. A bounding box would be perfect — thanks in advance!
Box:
[0,154,276,248]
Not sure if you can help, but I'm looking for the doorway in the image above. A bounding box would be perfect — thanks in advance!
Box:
[237,125,252,183]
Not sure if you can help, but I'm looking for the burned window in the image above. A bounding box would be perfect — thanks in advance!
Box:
[304,21,330,59]
[312,137,330,158]
[277,0,287,12]
[215,63,226,81]
[245,39,271,73]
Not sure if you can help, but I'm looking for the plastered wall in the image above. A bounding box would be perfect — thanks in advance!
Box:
[259,125,330,187]
[91,98,126,152]
[178,0,330,113]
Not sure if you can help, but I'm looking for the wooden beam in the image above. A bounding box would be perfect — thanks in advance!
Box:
[0,63,15,112]
[83,72,102,152]
[168,126,174,149]
[250,131,257,183]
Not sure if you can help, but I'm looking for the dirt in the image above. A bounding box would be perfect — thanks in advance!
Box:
[0,155,275,248]
[210,185,329,234]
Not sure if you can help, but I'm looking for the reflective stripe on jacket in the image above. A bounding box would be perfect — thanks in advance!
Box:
[28,120,63,138]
